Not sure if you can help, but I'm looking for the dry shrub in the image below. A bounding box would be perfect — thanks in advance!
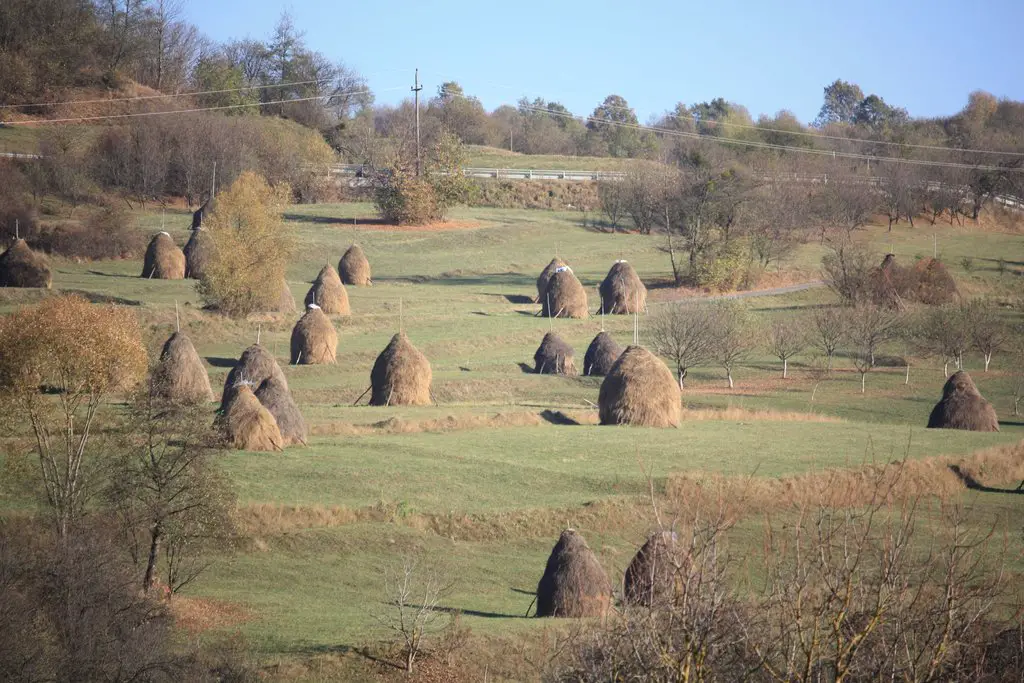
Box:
[33,201,146,260]
[197,172,292,317]
[913,257,958,305]
[374,169,441,225]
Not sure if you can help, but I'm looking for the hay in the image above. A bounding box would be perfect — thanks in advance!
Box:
[369,333,432,406]
[927,370,999,432]
[536,257,567,303]
[912,257,957,305]
[542,268,589,319]
[191,198,215,229]
[599,260,647,314]
[599,346,681,427]
[274,279,296,313]
[338,244,371,285]
[534,332,577,376]
[219,383,283,451]
[0,239,51,288]
[623,531,685,606]
[183,228,211,279]
[583,332,623,377]
[290,305,337,364]
[141,232,186,279]
[153,331,213,403]
[535,529,612,618]
[254,375,307,446]
[304,265,350,315]
[221,344,287,411]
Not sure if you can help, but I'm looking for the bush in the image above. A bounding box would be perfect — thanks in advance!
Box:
[374,169,441,225]
[0,160,37,241]
[694,239,748,291]
[196,172,292,317]
[31,201,146,260]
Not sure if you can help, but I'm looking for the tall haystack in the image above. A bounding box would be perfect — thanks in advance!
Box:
[153,331,213,403]
[913,257,957,305]
[221,344,288,411]
[583,332,623,377]
[534,332,577,375]
[623,531,685,606]
[290,304,337,364]
[191,198,215,229]
[370,333,432,406]
[0,239,51,288]
[599,346,681,427]
[542,268,589,319]
[273,279,296,313]
[536,257,567,303]
[183,228,211,279]
[141,232,186,279]
[927,370,999,432]
[338,244,371,285]
[254,375,307,446]
[220,383,283,451]
[599,260,647,314]
[535,529,612,618]
[304,265,350,315]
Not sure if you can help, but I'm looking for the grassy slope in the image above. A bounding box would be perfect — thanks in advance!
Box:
[2,201,1023,669]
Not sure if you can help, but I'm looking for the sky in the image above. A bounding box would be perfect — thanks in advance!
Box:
[180,0,1024,125]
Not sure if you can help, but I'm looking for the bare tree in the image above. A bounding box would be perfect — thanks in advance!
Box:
[597,180,627,233]
[648,302,719,388]
[812,177,877,243]
[912,304,972,377]
[965,300,1009,372]
[821,238,878,305]
[847,304,901,393]
[710,301,755,389]
[372,555,455,674]
[811,306,848,372]
[770,316,807,379]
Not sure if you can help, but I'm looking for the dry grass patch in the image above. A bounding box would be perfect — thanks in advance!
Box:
[310,411,543,437]
[170,597,253,634]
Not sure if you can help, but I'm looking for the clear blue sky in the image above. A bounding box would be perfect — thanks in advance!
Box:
[181,0,1024,124]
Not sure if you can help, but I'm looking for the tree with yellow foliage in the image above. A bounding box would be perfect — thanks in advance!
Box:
[196,171,293,317]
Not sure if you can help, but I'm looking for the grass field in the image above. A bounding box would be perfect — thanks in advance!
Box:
[2,200,1023,680]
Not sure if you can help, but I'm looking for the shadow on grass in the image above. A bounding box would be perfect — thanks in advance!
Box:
[518,362,535,374]
[60,289,143,306]
[408,604,530,620]
[540,409,581,426]
[948,465,1024,495]
[500,293,535,304]
[283,213,383,225]
[206,357,238,368]
[86,270,137,279]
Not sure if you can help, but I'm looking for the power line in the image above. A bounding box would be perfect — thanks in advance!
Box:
[2,87,402,126]
[441,89,1022,174]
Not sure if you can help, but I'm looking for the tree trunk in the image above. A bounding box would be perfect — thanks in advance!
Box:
[726,368,734,389]
[144,523,162,591]
[943,361,949,377]
[984,353,991,372]
[905,364,910,385]
[861,372,866,394]
[678,367,686,390]
[782,358,788,379]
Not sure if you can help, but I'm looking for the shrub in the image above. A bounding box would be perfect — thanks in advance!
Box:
[32,201,146,260]
[196,172,292,317]
[694,239,748,291]
[0,160,37,241]
[374,168,441,225]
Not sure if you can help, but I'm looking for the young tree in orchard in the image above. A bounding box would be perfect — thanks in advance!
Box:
[847,304,901,393]
[648,302,718,388]
[197,171,293,317]
[0,296,148,537]
[965,300,1010,372]
[811,306,848,372]
[770,316,807,379]
[710,302,756,389]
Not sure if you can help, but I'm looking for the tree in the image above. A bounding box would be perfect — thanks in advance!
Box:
[912,304,972,377]
[847,304,901,393]
[0,296,148,537]
[109,384,234,593]
[965,300,1009,372]
[814,80,865,127]
[587,94,649,158]
[196,171,293,317]
[811,306,847,372]
[429,81,490,145]
[648,302,718,388]
[597,180,627,232]
[853,94,909,133]
[812,179,877,243]
[710,302,755,389]
[770,317,807,379]
[821,239,877,305]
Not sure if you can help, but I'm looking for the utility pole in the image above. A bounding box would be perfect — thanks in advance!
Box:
[412,68,422,177]
[510,128,513,152]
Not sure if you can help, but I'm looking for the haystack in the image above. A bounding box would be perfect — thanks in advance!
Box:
[182,228,211,279]
[534,332,577,376]
[191,198,215,229]
[535,529,612,618]
[254,375,307,446]
[536,257,567,303]
[369,333,432,406]
[599,346,681,427]
[623,531,685,606]
[0,239,51,288]
[304,265,350,315]
[927,370,999,432]
[290,304,337,364]
[338,244,371,286]
[912,257,957,305]
[274,279,296,313]
[220,383,283,451]
[221,344,288,411]
[153,331,213,403]
[542,267,589,319]
[599,260,647,314]
[583,332,623,377]
[141,232,186,279]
